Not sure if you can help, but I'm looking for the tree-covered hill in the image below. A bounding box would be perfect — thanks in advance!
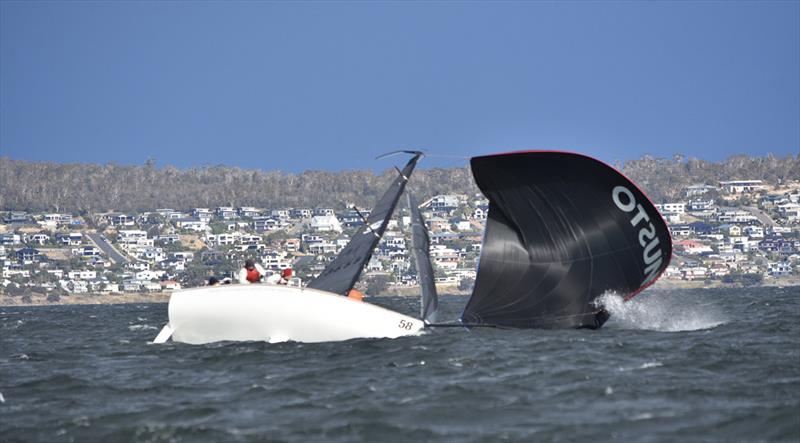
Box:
[1,154,797,213]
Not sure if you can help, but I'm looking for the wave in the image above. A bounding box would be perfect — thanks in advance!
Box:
[598,292,727,332]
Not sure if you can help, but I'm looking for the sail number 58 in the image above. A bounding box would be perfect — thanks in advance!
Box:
[398,319,414,330]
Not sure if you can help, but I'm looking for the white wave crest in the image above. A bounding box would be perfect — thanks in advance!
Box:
[597,292,727,332]
[128,324,159,331]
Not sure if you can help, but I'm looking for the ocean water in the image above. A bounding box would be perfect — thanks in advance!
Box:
[1,287,798,443]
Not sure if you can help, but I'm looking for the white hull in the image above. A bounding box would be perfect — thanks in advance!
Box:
[154,284,424,344]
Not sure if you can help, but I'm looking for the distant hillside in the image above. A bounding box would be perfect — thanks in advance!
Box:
[1,154,797,213]
[620,154,799,202]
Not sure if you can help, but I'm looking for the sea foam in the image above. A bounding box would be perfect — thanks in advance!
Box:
[597,291,727,332]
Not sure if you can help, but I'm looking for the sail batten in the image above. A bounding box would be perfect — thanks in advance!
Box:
[308,153,422,296]
[461,151,672,329]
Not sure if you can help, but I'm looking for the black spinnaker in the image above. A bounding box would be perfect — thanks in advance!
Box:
[461,151,672,329]
[308,152,422,296]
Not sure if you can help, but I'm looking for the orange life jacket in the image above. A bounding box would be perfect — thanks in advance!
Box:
[246,268,261,283]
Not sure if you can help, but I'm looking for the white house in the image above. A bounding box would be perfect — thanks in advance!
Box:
[719,180,765,193]
[778,203,800,221]
[118,230,148,242]
[0,234,21,245]
[136,270,164,281]
[655,202,686,215]
[238,207,261,218]
[311,215,343,232]
[141,247,166,262]
[175,218,208,232]
[684,184,716,197]
[28,233,50,245]
[717,208,756,223]
[270,209,291,219]
[453,220,473,231]
[192,208,213,222]
[67,270,97,280]
[768,262,793,277]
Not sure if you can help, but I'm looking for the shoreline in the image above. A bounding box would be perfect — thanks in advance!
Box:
[2,278,798,307]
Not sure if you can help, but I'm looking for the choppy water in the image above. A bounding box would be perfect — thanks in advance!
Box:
[1,287,798,442]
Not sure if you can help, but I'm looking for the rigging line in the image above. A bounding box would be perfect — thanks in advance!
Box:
[350,205,380,238]
[422,153,471,160]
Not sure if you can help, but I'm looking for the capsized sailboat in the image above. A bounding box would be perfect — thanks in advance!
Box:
[154,152,435,344]
[154,149,671,344]
[459,151,672,329]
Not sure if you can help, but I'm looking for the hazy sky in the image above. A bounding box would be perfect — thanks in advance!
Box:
[1,1,798,172]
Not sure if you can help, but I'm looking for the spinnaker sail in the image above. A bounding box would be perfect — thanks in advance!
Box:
[461,151,672,329]
[308,152,423,296]
[406,191,438,324]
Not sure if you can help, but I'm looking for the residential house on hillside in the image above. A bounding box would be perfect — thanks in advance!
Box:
[471,206,487,220]
[425,216,451,232]
[28,233,50,244]
[307,239,338,254]
[282,238,301,252]
[768,262,793,277]
[684,184,716,197]
[109,214,135,226]
[206,233,238,246]
[56,232,83,246]
[44,213,73,226]
[76,246,101,257]
[4,211,30,223]
[15,248,42,264]
[253,216,284,232]
[717,208,757,223]
[777,203,800,221]
[290,208,313,219]
[743,225,764,238]
[238,207,261,218]
[656,202,686,215]
[422,194,464,216]
[687,199,716,218]
[340,210,367,228]
[214,207,236,219]
[675,239,713,255]
[192,208,213,221]
[311,215,342,232]
[0,233,21,245]
[155,234,180,244]
[759,237,799,255]
[175,218,208,232]
[270,209,291,219]
[140,247,166,262]
[669,225,693,237]
[719,180,765,193]
[68,270,97,280]
[452,218,472,231]
[314,208,335,217]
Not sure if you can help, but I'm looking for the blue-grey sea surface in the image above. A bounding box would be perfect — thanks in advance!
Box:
[1,287,798,442]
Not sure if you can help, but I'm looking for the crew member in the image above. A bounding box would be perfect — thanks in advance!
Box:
[237,259,266,284]
[266,268,292,285]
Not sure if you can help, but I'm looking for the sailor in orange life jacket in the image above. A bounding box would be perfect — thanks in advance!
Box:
[266,268,292,285]
[236,259,267,284]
